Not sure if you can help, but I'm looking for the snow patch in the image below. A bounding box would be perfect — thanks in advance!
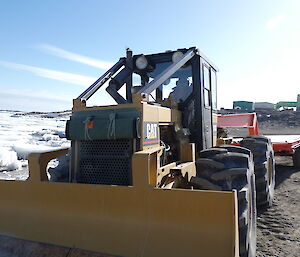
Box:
[12,144,61,160]
[42,133,60,141]
[0,147,21,171]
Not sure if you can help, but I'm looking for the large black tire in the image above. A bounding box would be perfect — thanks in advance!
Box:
[192,146,256,257]
[240,136,275,208]
[293,147,300,169]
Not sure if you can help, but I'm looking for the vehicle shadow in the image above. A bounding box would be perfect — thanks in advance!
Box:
[275,156,299,188]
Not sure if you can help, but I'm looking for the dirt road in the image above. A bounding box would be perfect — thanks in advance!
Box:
[256,156,300,257]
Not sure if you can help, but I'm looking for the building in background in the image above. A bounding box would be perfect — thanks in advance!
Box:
[276,94,300,111]
[297,94,300,111]
[232,94,300,111]
[233,101,254,111]
[254,102,275,110]
[276,101,297,109]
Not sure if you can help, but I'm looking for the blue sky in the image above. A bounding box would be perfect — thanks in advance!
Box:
[0,0,299,111]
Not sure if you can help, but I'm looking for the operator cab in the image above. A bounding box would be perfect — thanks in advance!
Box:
[78,47,218,152]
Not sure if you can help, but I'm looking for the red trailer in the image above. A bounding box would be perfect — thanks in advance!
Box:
[217,113,300,168]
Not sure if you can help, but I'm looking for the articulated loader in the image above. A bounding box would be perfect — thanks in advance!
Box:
[0,47,275,257]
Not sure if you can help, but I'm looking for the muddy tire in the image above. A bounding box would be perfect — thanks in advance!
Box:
[240,136,275,208]
[192,146,256,257]
[293,147,300,169]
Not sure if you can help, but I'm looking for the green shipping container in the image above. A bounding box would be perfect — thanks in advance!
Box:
[233,101,254,111]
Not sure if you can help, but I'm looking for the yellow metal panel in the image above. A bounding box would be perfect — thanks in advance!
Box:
[0,149,239,257]
[28,148,69,182]
[72,99,142,113]
[0,182,237,257]
[158,107,171,123]
[157,162,177,186]
[142,103,160,123]
[149,151,158,186]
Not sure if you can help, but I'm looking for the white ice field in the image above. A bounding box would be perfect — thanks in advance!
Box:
[0,110,70,180]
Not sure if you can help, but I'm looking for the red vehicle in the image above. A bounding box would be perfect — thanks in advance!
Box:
[217,112,300,168]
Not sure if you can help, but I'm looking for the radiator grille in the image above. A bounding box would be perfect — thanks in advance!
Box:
[76,139,133,185]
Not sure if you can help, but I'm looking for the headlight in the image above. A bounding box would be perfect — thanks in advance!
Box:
[135,55,148,70]
[172,51,184,63]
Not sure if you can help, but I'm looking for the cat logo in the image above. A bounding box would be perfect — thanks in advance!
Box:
[146,123,158,139]
[144,122,159,145]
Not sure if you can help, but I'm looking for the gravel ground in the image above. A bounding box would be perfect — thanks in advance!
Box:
[256,156,300,257]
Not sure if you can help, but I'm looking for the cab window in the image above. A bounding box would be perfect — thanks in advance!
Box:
[203,65,211,108]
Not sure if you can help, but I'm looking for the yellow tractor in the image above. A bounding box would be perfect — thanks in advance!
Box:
[0,47,275,257]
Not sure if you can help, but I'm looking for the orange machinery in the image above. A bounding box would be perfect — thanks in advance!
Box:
[218,113,300,165]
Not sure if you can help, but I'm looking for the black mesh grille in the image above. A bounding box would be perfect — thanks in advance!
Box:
[76,139,133,185]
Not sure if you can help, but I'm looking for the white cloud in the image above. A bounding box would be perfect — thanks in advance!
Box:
[0,87,117,111]
[266,14,285,30]
[38,44,114,70]
[0,89,73,112]
[0,96,70,112]
[0,61,96,86]
[0,88,72,102]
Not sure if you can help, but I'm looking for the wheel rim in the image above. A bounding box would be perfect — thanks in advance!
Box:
[267,156,274,186]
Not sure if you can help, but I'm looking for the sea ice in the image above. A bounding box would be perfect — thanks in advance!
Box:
[0,110,70,177]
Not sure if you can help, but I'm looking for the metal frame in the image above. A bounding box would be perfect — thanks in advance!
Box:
[78,58,125,101]
[271,137,300,156]
[77,47,199,105]
[137,49,195,95]
[191,54,204,150]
